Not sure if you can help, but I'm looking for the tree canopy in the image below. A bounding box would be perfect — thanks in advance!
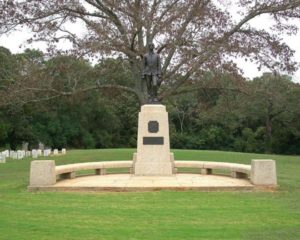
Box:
[1,0,300,104]
[0,48,299,154]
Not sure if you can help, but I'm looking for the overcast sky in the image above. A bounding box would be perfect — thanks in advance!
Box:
[0,7,299,82]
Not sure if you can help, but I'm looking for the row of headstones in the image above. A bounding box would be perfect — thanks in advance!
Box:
[0,148,67,163]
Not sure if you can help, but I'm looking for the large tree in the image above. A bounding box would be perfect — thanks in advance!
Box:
[1,0,300,104]
[237,73,300,153]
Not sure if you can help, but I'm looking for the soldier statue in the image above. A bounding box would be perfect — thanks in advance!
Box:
[142,43,162,103]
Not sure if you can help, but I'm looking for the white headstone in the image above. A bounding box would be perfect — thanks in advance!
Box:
[61,148,66,155]
[38,142,45,151]
[43,149,51,157]
[0,154,6,163]
[32,150,38,159]
[53,149,59,155]
[37,149,42,156]
[17,150,23,159]
[25,151,31,157]
[12,151,18,159]
[3,150,9,158]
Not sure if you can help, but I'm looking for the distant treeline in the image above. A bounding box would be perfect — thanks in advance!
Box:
[0,48,299,154]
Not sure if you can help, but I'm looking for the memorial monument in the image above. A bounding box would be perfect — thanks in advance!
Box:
[28,42,277,192]
[133,43,175,175]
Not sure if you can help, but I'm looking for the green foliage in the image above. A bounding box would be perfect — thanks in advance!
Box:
[94,58,134,87]
[168,74,300,154]
[0,48,299,154]
[0,47,16,83]
[233,127,266,153]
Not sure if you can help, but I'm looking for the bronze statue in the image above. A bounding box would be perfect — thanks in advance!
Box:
[142,43,162,103]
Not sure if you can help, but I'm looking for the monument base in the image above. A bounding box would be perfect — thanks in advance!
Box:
[28,174,255,192]
[133,152,175,176]
[133,104,175,176]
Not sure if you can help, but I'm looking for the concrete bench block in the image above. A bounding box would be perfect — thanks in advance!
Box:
[203,162,233,170]
[95,168,106,175]
[102,161,132,168]
[60,172,76,179]
[30,160,56,186]
[231,171,248,179]
[201,168,212,175]
[55,161,132,176]
[231,166,251,174]
[251,160,277,186]
[175,161,204,168]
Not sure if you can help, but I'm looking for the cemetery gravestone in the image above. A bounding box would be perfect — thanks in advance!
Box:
[43,149,51,157]
[32,150,38,159]
[17,151,22,160]
[22,142,29,151]
[0,154,5,163]
[38,142,45,151]
[37,149,42,156]
[3,150,9,158]
[12,151,18,159]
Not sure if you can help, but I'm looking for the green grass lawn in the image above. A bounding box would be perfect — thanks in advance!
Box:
[0,149,299,240]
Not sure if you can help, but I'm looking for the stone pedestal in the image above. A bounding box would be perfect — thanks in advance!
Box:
[30,160,56,186]
[133,104,175,176]
[251,160,277,186]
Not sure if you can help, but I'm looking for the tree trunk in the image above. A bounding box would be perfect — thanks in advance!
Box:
[266,116,272,153]
[130,58,146,105]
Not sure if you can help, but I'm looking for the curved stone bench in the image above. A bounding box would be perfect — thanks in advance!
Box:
[175,161,251,178]
[29,159,276,188]
[56,161,133,179]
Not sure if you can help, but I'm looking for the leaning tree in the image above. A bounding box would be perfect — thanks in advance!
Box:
[1,0,300,105]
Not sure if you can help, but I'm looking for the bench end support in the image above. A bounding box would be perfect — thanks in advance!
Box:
[30,160,56,187]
